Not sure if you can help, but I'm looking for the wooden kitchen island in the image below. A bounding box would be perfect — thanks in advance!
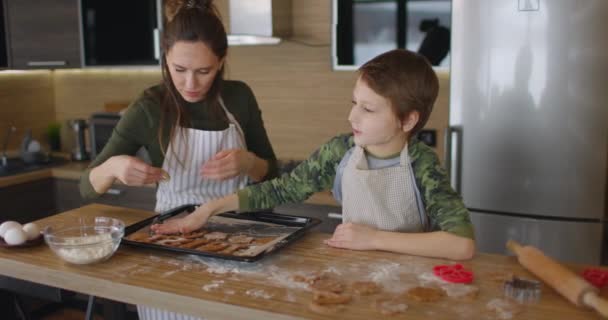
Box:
[0,204,603,319]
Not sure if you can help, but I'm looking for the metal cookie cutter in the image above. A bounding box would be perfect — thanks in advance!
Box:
[504,276,542,304]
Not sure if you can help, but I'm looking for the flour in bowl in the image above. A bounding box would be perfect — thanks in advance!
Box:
[55,233,116,264]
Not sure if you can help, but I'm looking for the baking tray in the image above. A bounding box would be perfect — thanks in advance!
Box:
[122,204,321,262]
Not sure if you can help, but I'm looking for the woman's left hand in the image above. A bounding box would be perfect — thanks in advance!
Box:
[200,149,254,180]
[324,222,379,251]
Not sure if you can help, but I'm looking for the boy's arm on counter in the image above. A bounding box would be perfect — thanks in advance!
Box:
[326,223,475,260]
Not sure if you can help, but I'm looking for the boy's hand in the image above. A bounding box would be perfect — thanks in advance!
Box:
[150,207,212,235]
[324,222,379,251]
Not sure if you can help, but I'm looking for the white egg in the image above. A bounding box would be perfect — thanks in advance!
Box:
[22,223,40,240]
[4,228,27,245]
[0,221,22,237]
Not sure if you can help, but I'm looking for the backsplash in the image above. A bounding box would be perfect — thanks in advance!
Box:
[0,71,55,151]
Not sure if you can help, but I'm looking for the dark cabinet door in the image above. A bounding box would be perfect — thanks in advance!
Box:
[0,179,56,223]
[81,0,160,66]
[5,0,81,69]
[0,178,156,224]
[92,185,156,212]
[53,179,88,213]
[0,0,8,68]
[54,178,156,213]
[274,203,342,234]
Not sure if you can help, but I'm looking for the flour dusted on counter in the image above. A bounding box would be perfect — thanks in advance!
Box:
[418,272,447,285]
[486,298,523,319]
[187,254,268,275]
[417,272,479,300]
[55,233,114,264]
[368,261,406,292]
[246,288,274,299]
[202,280,224,292]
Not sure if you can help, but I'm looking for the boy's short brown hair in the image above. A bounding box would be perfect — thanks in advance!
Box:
[358,49,439,135]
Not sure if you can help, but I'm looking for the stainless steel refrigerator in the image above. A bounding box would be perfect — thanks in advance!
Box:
[448,0,608,264]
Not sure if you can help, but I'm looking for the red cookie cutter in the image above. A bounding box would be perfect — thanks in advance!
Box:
[582,268,608,288]
[433,263,474,284]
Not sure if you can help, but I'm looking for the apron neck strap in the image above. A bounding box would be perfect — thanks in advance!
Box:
[354,143,410,169]
[218,97,238,124]
[218,97,247,148]
[399,143,410,166]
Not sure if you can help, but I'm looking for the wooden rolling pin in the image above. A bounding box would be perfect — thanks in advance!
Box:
[507,240,608,318]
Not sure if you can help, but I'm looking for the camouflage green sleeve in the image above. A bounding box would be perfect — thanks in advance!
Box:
[410,139,475,239]
[238,134,354,211]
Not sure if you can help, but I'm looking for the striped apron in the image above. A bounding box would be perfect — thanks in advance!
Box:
[341,144,425,232]
[139,98,248,320]
[154,98,248,213]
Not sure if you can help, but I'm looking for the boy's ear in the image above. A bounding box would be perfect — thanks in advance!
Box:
[402,111,420,133]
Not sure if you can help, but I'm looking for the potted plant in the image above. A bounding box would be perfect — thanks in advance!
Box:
[46,122,62,152]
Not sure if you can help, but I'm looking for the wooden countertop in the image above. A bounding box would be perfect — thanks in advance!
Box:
[0,204,603,319]
[0,162,339,206]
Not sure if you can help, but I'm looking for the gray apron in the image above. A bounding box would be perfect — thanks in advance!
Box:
[341,144,424,232]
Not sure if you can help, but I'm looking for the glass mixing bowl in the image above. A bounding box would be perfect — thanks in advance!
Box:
[43,216,124,264]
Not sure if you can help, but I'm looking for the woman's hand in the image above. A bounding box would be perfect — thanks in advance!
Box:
[200,149,254,180]
[324,222,379,251]
[105,155,167,186]
[150,206,213,235]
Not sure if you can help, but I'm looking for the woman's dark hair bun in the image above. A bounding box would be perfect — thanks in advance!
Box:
[186,0,212,10]
[165,0,214,22]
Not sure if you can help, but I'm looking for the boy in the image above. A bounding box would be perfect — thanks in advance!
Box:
[153,49,475,260]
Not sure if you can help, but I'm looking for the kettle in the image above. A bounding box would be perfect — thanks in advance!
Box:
[20,129,47,164]
[70,119,89,161]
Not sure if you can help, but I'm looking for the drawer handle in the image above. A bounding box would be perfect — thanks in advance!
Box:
[26,61,67,67]
[327,212,342,220]
[105,188,123,196]
[153,28,160,60]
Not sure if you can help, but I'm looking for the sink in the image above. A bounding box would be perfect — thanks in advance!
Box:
[0,156,69,177]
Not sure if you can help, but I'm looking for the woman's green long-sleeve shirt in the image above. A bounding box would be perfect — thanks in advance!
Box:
[79,80,278,200]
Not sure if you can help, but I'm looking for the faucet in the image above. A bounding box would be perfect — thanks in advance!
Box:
[1,126,16,167]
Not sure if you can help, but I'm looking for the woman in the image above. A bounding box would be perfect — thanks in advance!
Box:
[79,1,277,319]
[80,0,277,213]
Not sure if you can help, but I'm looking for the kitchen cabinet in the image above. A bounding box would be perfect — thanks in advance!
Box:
[92,185,156,211]
[274,203,341,233]
[0,179,156,223]
[0,178,56,223]
[3,178,335,229]
[4,0,81,69]
[332,0,452,69]
[54,179,156,213]
[56,180,338,229]
[81,0,161,66]
[0,0,8,68]
[53,179,86,213]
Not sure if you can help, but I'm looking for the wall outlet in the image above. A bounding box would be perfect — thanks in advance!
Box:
[417,129,437,147]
